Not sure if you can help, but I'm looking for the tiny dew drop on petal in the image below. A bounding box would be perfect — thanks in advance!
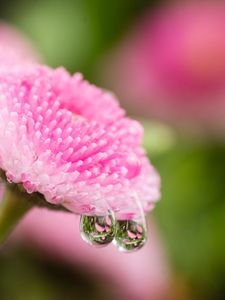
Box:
[124,155,141,179]
[80,211,116,247]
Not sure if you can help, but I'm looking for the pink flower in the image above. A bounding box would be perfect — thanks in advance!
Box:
[0,24,167,300]
[102,1,225,131]
[0,56,159,221]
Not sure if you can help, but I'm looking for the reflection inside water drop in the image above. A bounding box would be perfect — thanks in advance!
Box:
[80,211,116,247]
[114,219,147,252]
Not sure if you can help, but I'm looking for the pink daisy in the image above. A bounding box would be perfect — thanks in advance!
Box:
[0,58,160,249]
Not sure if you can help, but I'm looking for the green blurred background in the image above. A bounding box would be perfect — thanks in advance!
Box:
[0,0,225,299]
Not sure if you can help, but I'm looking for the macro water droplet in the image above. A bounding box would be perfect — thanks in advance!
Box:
[124,155,141,179]
[80,211,116,247]
[113,219,147,252]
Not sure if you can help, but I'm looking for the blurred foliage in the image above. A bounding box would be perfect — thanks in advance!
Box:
[142,121,177,155]
[149,136,225,300]
[0,0,157,78]
[0,245,114,300]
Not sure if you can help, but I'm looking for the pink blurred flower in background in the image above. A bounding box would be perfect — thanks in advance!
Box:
[0,22,40,65]
[102,1,225,133]
[12,208,171,300]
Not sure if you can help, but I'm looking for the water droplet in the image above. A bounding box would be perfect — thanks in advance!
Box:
[80,211,116,247]
[113,219,147,252]
[124,155,141,179]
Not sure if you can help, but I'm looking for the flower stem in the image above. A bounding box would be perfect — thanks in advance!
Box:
[0,187,33,244]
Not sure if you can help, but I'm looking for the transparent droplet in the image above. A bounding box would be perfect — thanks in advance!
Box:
[113,219,147,252]
[80,211,116,247]
[124,155,141,179]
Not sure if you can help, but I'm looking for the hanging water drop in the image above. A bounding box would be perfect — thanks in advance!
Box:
[113,218,147,252]
[80,211,116,247]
